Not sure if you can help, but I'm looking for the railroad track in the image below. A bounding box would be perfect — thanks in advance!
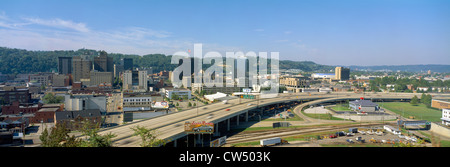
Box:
[225,122,396,145]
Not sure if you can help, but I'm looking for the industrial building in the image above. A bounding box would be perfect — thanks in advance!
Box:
[165,89,192,100]
[279,75,310,93]
[349,99,379,112]
[64,94,107,113]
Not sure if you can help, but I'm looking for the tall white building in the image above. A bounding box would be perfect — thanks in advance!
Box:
[139,70,148,91]
[123,71,133,90]
[122,70,148,92]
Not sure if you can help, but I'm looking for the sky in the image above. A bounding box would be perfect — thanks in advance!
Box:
[0,0,449,66]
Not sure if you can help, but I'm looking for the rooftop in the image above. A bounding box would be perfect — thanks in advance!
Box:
[349,100,378,107]
[55,109,101,121]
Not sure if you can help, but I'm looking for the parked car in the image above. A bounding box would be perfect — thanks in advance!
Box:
[335,131,346,136]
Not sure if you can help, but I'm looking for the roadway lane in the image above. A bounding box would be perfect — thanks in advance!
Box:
[101,92,436,147]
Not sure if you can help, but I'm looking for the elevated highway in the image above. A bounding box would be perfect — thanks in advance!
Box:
[95,92,450,147]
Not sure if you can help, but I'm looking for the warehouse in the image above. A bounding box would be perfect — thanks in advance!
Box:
[349,99,379,112]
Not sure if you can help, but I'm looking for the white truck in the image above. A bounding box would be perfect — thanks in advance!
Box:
[260,137,288,147]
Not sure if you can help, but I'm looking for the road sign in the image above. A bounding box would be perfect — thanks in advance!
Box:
[210,136,227,147]
[243,88,252,93]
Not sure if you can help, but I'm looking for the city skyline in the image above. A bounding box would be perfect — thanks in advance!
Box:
[0,0,449,66]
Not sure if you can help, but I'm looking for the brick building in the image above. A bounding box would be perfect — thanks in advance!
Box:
[31,104,63,123]
[1,101,42,115]
[0,87,31,105]
[54,109,102,130]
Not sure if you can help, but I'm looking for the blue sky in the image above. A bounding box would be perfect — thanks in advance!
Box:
[1,0,449,66]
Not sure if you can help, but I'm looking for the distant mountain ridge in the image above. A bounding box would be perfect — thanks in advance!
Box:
[344,64,450,73]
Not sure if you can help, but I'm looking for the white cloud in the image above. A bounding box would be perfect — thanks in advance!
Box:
[0,12,244,56]
[0,21,13,29]
[23,17,90,32]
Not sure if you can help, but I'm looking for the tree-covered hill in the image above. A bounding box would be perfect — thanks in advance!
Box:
[0,47,335,74]
[0,47,177,74]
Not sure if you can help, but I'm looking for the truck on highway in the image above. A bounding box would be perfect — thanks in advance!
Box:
[260,137,288,147]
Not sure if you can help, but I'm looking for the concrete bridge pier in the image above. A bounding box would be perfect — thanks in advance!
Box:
[214,123,220,137]
[245,111,248,122]
[227,118,230,131]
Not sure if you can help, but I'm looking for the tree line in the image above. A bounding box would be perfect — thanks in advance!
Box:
[369,76,450,92]
[0,47,177,74]
[0,47,335,75]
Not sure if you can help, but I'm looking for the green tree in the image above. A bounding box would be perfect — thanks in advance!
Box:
[39,123,81,147]
[420,93,427,103]
[171,94,179,100]
[42,93,64,104]
[421,94,432,107]
[131,125,167,147]
[79,121,116,147]
[410,95,419,106]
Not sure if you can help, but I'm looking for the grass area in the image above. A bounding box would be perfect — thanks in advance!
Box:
[261,112,304,122]
[302,111,346,121]
[417,131,450,147]
[379,102,442,122]
[441,140,450,147]
[330,104,352,111]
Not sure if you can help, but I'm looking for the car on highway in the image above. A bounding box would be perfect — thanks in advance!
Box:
[225,109,230,111]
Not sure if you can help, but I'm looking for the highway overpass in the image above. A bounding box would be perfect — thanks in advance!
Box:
[95,92,450,147]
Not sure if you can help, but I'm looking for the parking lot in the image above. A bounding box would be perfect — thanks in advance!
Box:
[312,128,429,146]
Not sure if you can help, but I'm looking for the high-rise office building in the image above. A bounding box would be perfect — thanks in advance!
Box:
[89,71,113,86]
[72,55,92,82]
[335,67,350,81]
[122,70,148,92]
[58,57,72,74]
[94,51,114,72]
[122,58,133,71]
